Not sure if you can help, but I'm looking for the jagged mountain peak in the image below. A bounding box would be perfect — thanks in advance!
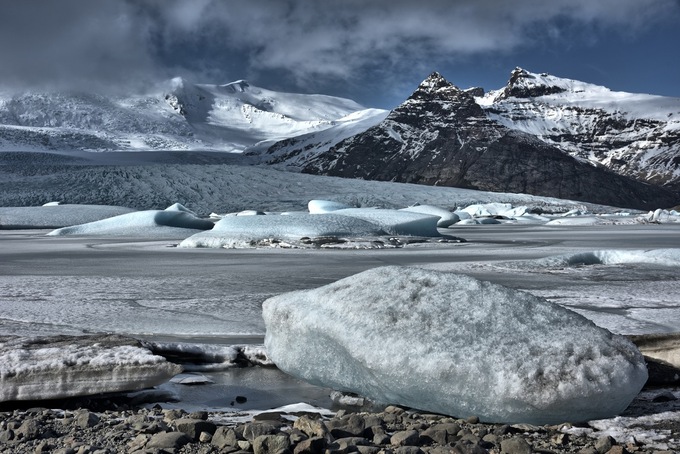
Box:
[285,69,678,210]
[496,67,612,100]
[408,72,462,102]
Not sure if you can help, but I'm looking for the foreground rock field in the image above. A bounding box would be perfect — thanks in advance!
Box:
[0,402,677,454]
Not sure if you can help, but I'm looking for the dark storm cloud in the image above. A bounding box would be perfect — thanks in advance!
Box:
[0,0,160,92]
[0,0,676,94]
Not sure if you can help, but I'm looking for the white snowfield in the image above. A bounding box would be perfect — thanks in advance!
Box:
[263,266,648,425]
[0,334,182,402]
[0,78,375,153]
[245,108,390,167]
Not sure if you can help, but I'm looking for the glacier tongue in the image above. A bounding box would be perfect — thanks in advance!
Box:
[0,334,182,402]
[263,266,648,425]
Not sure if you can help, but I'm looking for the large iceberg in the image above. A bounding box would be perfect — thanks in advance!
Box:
[333,208,440,236]
[0,334,182,402]
[263,266,648,424]
[47,205,214,237]
[179,213,385,248]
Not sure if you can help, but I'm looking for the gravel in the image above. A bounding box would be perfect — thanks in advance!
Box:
[0,401,678,454]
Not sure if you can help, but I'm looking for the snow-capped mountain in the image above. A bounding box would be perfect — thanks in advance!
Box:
[244,107,389,169]
[478,68,680,190]
[286,73,677,210]
[0,78,370,152]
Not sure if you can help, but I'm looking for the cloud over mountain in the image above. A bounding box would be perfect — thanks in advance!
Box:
[0,0,677,98]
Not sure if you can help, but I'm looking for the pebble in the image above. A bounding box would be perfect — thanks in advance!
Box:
[0,403,677,454]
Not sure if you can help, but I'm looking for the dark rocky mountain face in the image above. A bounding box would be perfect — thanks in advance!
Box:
[298,73,677,210]
[484,68,680,192]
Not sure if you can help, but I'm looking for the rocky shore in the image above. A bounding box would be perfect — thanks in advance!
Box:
[0,400,677,454]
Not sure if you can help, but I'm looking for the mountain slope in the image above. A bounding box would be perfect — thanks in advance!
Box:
[244,108,389,169]
[0,79,370,152]
[478,68,680,190]
[297,73,677,210]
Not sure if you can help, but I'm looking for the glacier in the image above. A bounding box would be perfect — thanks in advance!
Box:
[263,266,648,425]
[0,204,135,229]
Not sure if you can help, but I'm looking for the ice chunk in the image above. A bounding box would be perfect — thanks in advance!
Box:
[456,218,480,225]
[459,203,513,217]
[0,334,182,402]
[399,205,459,227]
[164,203,198,215]
[170,373,215,385]
[308,200,353,214]
[179,213,385,248]
[644,209,680,223]
[47,209,214,236]
[263,266,647,424]
[334,208,440,236]
[236,210,266,216]
[545,216,610,226]
[533,249,680,268]
[630,333,680,370]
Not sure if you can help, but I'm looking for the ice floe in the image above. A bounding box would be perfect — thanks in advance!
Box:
[47,205,214,237]
[263,266,648,424]
[0,334,182,402]
[179,213,385,248]
[333,208,440,236]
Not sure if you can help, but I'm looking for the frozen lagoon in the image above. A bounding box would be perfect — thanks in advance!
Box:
[2,222,680,446]
[2,223,679,340]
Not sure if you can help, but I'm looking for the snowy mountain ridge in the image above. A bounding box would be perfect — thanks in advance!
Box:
[0,78,374,153]
[277,72,677,210]
[478,68,680,188]
[251,68,680,192]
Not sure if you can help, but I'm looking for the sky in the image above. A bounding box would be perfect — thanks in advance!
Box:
[0,0,679,109]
